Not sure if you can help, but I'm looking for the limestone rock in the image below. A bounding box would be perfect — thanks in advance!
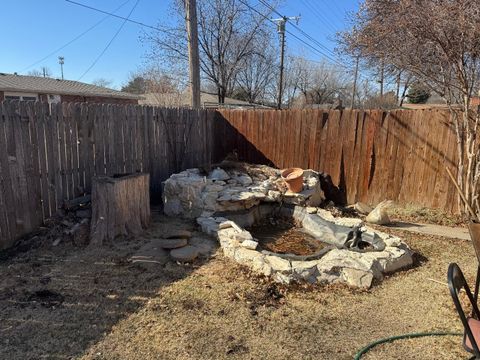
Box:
[241,239,258,250]
[366,200,394,225]
[188,236,218,256]
[236,174,253,186]
[209,168,230,181]
[341,268,374,288]
[197,217,219,236]
[234,230,254,242]
[130,241,169,266]
[353,202,373,215]
[265,190,282,202]
[265,255,291,273]
[170,245,199,262]
[164,230,192,239]
[153,238,188,249]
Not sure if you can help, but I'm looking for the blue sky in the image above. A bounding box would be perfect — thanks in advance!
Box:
[0,0,360,89]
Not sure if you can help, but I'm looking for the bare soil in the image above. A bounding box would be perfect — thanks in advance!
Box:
[0,212,476,359]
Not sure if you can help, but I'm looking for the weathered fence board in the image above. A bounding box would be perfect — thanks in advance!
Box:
[0,102,464,250]
[215,108,459,214]
[0,101,215,249]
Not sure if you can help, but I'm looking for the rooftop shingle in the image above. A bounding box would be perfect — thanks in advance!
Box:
[0,73,141,100]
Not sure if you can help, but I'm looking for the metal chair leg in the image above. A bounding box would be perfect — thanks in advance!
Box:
[474,265,480,304]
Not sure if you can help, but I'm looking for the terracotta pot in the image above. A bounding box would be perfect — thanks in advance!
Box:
[281,168,304,193]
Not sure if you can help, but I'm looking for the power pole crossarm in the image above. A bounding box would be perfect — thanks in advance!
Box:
[185,0,201,109]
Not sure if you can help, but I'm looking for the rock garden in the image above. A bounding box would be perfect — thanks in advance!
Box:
[162,163,413,288]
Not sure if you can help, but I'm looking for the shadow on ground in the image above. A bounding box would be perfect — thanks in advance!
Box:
[0,210,214,359]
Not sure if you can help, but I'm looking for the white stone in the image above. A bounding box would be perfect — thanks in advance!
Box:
[341,268,374,288]
[366,200,394,225]
[354,202,373,215]
[153,238,188,249]
[234,230,254,242]
[266,255,291,273]
[201,191,219,211]
[236,175,253,186]
[196,217,219,236]
[170,246,199,262]
[241,239,258,250]
[316,209,336,221]
[291,260,320,282]
[333,217,363,228]
[306,207,318,214]
[234,248,266,273]
[205,184,224,192]
[209,168,230,181]
[265,190,282,202]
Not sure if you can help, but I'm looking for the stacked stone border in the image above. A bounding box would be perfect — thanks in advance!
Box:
[197,205,413,288]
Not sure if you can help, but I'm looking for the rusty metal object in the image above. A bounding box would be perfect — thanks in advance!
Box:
[468,221,480,263]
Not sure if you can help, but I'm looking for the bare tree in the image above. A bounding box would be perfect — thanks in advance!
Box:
[143,0,275,103]
[92,78,113,88]
[234,39,277,103]
[28,66,52,78]
[339,0,480,217]
[283,56,349,108]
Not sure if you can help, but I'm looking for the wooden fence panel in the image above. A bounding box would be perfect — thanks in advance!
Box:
[0,102,462,249]
[0,101,215,249]
[216,108,459,213]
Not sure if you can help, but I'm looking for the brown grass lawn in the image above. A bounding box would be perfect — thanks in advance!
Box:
[0,212,476,360]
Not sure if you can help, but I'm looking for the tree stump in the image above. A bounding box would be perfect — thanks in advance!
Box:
[90,173,150,245]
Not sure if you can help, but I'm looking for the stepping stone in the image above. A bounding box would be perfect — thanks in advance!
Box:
[130,241,169,266]
[164,230,192,239]
[188,236,218,256]
[170,245,199,262]
[153,238,188,249]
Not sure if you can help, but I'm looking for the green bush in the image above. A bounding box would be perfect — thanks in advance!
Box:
[407,84,430,104]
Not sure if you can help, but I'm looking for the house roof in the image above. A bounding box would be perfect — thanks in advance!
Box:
[0,73,141,100]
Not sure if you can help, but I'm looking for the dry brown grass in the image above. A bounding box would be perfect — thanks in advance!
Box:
[389,203,464,226]
[0,213,476,360]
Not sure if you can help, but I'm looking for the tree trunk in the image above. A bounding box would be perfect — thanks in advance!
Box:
[90,173,150,245]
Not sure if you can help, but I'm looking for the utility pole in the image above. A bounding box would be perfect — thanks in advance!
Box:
[379,60,384,100]
[185,0,201,109]
[58,56,64,80]
[350,55,360,109]
[272,15,300,110]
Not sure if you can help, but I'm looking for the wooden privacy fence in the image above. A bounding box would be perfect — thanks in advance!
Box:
[0,103,463,250]
[0,101,214,249]
[215,108,459,213]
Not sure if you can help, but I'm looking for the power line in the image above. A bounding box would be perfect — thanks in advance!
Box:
[21,0,132,72]
[299,0,338,33]
[256,0,340,62]
[77,0,140,81]
[65,0,169,32]
[246,0,369,82]
[303,0,342,31]
[256,0,352,69]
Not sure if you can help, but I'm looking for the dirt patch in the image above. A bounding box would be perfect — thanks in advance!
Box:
[249,217,328,256]
[0,212,475,359]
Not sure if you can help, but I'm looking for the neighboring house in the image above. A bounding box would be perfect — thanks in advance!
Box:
[0,73,141,104]
[140,91,270,109]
